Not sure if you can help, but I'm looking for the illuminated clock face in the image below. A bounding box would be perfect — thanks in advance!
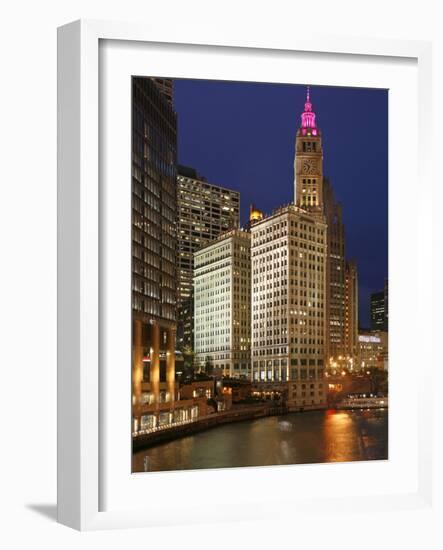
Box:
[302,159,317,174]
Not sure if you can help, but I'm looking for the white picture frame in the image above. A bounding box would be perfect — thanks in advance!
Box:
[57,19,434,531]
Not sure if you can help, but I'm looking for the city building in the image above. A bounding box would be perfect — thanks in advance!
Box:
[244,204,264,230]
[176,165,240,350]
[150,77,173,104]
[250,204,328,410]
[132,77,178,433]
[221,378,252,403]
[194,229,251,378]
[344,260,359,367]
[294,87,347,368]
[358,329,388,371]
[371,289,387,331]
[293,87,324,214]
[322,179,346,362]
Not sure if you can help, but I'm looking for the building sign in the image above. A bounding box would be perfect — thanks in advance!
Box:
[358,335,381,344]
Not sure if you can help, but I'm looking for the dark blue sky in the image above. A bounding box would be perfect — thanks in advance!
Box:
[172,80,388,328]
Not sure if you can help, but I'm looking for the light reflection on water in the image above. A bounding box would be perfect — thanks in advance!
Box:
[132,409,388,473]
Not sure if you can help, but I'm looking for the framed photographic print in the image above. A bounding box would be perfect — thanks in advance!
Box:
[130,78,389,474]
[57,19,433,531]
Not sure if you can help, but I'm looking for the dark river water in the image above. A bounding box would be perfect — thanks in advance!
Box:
[133,409,388,473]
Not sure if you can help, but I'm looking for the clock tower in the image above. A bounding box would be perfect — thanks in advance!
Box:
[294,86,324,213]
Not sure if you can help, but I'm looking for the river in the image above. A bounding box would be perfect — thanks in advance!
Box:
[132,408,388,473]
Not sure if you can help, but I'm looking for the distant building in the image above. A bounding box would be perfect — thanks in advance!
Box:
[150,77,173,104]
[371,288,387,331]
[194,229,251,378]
[250,204,328,410]
[244,204,264,230]
[358,329,388,371]
[344,260,359,367]
[176,166,240,350]
[322,179,346,362]
[177,292,194,359]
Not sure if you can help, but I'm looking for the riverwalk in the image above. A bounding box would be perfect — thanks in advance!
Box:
[133,403,286,451]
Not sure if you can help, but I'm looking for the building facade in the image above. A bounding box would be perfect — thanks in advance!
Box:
[294,87,347,369]
[322,179,346,363]
[358,329,388,371]
[194,229,251,378]
[176,166,240,350]
[370,289,387,331]
[344,260,359,367]
[150,77,173,104]
[132,77,178,433]
[250,205,328,410]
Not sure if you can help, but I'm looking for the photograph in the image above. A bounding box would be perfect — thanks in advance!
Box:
[131,77,388,473]
[4,0,439,542]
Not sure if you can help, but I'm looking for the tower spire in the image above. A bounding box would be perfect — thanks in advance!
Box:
[301,85,317,130]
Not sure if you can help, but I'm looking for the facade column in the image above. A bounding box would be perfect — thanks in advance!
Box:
[133,319,143,430]
[151,323,160,408]
[166,328,176,403]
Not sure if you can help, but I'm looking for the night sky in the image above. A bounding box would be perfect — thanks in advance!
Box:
[172,80,388,328]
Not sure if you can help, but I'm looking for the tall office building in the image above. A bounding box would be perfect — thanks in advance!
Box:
[294,87,346,366]
[132,77,178,433]
[250,205,328,410]
[194,229,251,378]
[344,260,359,366]
[384,278,389,330]
[150,77,173,104]
[323,179,346,361]
[370,290,387,331]
[176,166,240,350]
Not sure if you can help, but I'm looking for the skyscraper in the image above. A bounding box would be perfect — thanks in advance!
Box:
[150,77,173,104]
[176,166,240,350]
[344,260,359,366]
[250,205,328,409]
[294,87,346,366]
[194,229,251,378]
[371,289,387,331]
[132,77,178,433]
[322,179,346,361]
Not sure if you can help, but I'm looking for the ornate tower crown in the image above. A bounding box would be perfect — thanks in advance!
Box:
[300,86,317,134]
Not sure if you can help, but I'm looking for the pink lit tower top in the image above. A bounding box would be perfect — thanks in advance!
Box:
[294,85,324,210]
[300,86,318,133]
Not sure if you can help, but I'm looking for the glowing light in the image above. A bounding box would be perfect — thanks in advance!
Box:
[300,85,317,129]
[359,335,381,343]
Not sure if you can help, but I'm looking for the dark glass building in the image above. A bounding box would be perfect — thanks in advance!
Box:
[150,77,173,104]
[322,178,346,362]
[370,290,386,331]
[132,77,178,434]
